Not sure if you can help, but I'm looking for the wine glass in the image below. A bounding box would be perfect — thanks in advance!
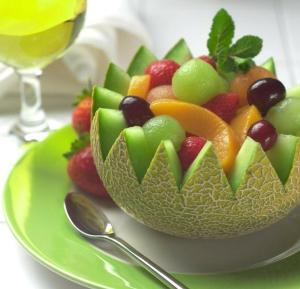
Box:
[0,0,87,141]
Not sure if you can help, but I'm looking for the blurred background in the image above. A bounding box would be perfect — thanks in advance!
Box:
[1,0,299,129]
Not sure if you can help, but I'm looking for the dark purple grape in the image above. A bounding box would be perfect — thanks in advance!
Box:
[119,96,154,126]
[247,78,286,116]
[247,120,277,151]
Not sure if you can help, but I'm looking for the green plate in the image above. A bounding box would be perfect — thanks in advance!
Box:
[4,126,300,289]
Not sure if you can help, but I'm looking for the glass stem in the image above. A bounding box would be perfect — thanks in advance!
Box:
[16,69,49,135]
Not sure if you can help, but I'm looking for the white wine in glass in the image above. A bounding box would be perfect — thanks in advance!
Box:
[0,0,86,141]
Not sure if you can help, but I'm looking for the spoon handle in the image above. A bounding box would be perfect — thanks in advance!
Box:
[104,235,188,289]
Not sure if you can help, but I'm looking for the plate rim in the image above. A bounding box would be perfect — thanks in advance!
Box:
[2,134,106,289]
[5,126,300,289]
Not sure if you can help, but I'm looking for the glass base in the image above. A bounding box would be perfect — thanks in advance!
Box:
[10,118,61,142]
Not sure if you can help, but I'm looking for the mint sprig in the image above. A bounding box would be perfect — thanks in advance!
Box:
[207,9,235,58]
[207,9,263,75]
[229,36,262,58]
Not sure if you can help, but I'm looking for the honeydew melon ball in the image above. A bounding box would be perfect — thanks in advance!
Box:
[172,58,229,105]
[143,115,185,154]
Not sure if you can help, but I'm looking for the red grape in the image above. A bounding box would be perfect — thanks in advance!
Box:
[247,120,277,151]
[247,78,286,116]
[120,96,154,127]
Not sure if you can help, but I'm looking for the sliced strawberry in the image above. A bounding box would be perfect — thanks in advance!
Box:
[178,136,207,171]
[203,92,240,122]
[145,60,180,89]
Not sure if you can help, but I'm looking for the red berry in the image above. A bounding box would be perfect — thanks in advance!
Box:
[67,146,109,197]
[72,97,92,135]
[178,136,207,171]
[145,60,180,89]
[203,92,239,122]
[198,55,216,69]
[247,120,277,151]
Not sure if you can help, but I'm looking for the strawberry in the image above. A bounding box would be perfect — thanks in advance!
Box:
[203,92,239,122]
[198,55,217,69]
[178,136,207,171]
[65,136,109,198]
[72,96,92,135]
[145,59,180,89]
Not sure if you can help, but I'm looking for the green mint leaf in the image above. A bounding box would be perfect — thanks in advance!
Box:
[217,48,237,73]
[235,57,255,73]
[207,9,235,58]
[229,35,263,58]
[63,133,90,159]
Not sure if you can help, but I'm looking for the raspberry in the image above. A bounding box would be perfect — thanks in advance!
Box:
[203,92,239,122]
[198,55,217,69]
[178,136,207,171]
[145,60,180,89]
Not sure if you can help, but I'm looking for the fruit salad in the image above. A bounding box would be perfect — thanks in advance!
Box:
[67,9,300,239]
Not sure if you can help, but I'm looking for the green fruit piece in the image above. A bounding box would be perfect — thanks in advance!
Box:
[97,108,126,159]
[143,115,185,155]
[266,97,300,136]
[183,141,212,185]
[164,38,192,65]
[103,63,130,95]
[228,137,259,192]
[287,85,300,98]
[124,126,152,183]
[261,57,276,76]
[163,140,182,187]
[172,58,229,105]
[127,46,157,76]
[92,86,123,116]
[267,134,298,184]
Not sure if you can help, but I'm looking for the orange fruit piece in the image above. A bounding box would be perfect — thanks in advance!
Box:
[230,66,275,107]
[146,85,176,103]
[127,75,151,99]
[150,99,239,172]
[231,105,262,146]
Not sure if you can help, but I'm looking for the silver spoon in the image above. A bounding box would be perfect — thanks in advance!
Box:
[64,192,188,289]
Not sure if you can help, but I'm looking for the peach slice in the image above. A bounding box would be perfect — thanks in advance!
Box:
[230,66,276,107]
[127,75,151,99]
[230,105,262,146]
[150,99,239,172]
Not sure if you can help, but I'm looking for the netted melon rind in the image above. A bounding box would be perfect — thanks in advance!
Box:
[284,141,300,207]
[91,110,300,239]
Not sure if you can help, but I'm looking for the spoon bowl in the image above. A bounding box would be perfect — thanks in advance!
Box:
[64,192,113,237]
[64,192,188,289]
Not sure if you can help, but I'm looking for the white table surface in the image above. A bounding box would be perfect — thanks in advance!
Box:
[1,1,300,288]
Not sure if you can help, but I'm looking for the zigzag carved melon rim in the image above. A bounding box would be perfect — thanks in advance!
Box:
[91,109,300,239]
